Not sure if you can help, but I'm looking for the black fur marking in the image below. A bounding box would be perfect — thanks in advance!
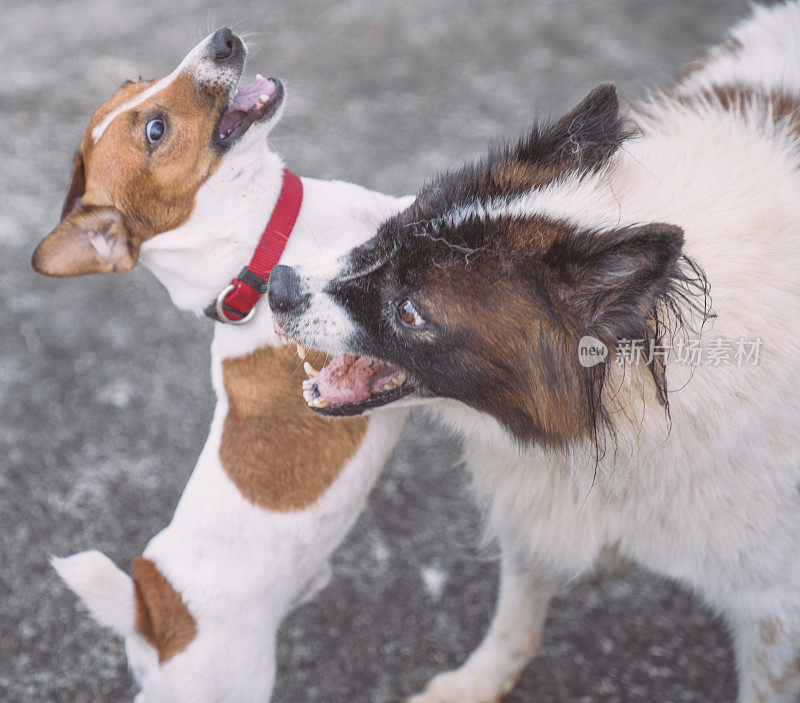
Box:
[516,83,630,175]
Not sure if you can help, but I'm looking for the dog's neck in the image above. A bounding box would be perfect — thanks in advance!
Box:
[139,141,284,315]
[139,139,331,322]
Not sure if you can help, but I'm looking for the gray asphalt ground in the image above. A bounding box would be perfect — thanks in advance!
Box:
[1,1,756,701]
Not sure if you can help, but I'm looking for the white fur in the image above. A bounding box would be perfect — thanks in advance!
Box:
[408,4,800,703]
[56,34,411,703]
[433,176,617,234]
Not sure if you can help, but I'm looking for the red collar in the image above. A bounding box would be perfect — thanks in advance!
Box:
[205,168,303,324]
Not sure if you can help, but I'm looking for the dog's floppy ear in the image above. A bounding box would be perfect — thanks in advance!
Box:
[52,551,137,636]
[130,557,197,663]
[546,222,685,343]
[32,204,137,277]
[61,149,86,220]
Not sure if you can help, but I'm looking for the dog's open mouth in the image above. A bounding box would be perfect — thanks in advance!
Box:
[218,74,283,146]
[280,337,412,416]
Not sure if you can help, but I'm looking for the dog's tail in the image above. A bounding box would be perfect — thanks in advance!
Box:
[52,550,136,636]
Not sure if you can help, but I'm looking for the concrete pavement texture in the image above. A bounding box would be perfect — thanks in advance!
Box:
[1,0,754,701]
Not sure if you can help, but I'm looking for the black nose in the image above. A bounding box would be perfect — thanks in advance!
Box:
[209,28,242,62]
[268,264,307,314]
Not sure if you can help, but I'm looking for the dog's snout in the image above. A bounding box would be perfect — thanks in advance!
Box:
[268,265,307,315]
[209,28,243,62]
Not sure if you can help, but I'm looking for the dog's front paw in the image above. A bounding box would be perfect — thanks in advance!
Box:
[406,666,514,703]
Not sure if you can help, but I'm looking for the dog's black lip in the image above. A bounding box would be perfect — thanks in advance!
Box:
[309,381,415,417]
[214,78,284,150]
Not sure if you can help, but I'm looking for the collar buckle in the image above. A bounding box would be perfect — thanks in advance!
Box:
[215,283,256,325]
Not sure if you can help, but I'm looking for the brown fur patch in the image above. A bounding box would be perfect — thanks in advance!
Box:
[759,618,782,647]
[220,346,368,510]
[131,557,197,664]
[675,83,800,137]
[676,36,742,84]
[716,85,800,135]
[421,269,588,445]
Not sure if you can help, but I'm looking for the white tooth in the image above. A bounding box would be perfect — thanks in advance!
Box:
[296,342,307,359]
[311,397,330,409]
[394,371,407,384]
[302,378,314,390]
[278,334,288,345]
[304,361,319,377]
[259,94,268,102]
[256,73,265,80]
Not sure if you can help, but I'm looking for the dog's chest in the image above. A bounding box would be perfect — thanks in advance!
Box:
[217,344,369,511]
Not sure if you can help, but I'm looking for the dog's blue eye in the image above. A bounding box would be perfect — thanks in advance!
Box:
[397,299,425,328]
[145,118,165,144]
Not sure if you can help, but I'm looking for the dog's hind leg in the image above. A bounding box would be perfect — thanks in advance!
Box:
[407,550,555,703]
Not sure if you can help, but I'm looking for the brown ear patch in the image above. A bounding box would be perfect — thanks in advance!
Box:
[31,205,135,277]
[131,557,197,664]
[220,346,368,511]
[61,149,86,220]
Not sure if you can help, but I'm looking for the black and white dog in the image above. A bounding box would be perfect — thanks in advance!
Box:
[270,3,800,702]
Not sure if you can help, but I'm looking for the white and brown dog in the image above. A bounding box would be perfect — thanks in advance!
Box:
[269,3,800,702]
[33,30,410,703]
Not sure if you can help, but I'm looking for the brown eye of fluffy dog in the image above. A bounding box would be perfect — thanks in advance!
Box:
[397,299,425,327]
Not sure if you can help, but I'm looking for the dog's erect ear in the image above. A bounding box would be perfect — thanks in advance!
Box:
[52,551,137,636]
[61,149,86,221]
[547,223,684,342]
[519,83,627,171]
[130,557,197,664]
[32,205,137,277]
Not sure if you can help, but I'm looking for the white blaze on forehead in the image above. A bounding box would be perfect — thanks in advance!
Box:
[91,33,214,143]
[430,170,620,234]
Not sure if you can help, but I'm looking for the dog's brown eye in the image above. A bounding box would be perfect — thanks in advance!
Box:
[397,299,425,328]
[145,118,165,144]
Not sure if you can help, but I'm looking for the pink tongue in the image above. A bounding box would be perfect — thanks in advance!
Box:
[219,76,276,136]
[316,353,396,404]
